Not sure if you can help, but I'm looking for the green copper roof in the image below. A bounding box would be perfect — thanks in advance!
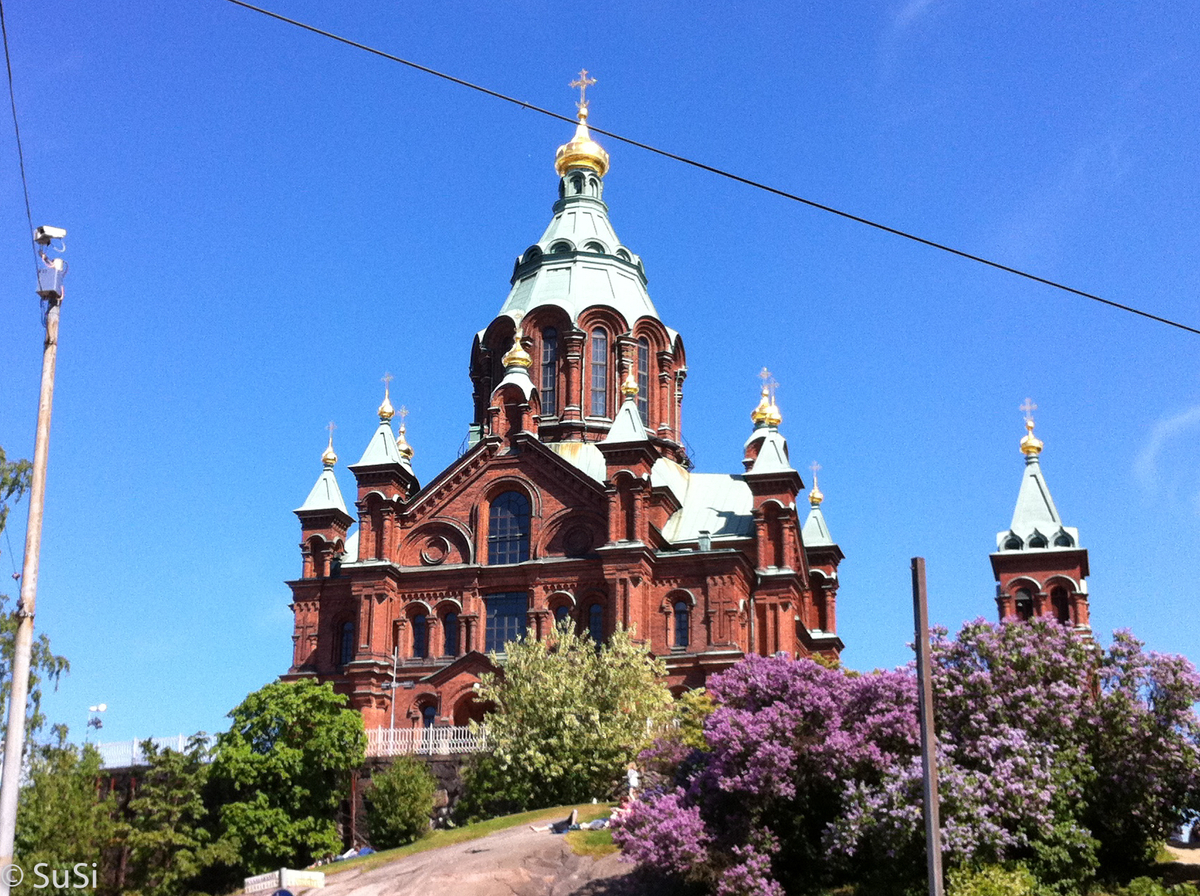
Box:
[995,455,1081,552]
[748,428,794,474]
[603,395,650,444]
[296,468,349,515]
[802,504,834,547]
[352,421,403,469]
[496,174,668,331]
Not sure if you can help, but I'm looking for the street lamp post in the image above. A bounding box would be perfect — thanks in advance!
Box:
[0,228,67,896]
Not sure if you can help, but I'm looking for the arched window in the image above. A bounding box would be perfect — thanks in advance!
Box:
[412,613,428,659]
[554,605,571,625]
[488,491,531,564]
[1015,589,1034,621]
[1004,535,1022,550]
[673,600,690,649]
[588,604,604,645]
[637,337,650,425]
[590,328,608,417]
[443,612,459,656]
[1050,587,1070,623]
[337,620,354,669]
[1029,532,1048,548]
[422,704,437,729]
[1054,532,1073,547]
[541,327,558,416]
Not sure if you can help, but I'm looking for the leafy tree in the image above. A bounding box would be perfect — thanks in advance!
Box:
[207,679,365,877]
[115,735,233,896]
[365,756,436,848]
[14,726,115,895]
[1,445,69,742]
[460,621,672,818]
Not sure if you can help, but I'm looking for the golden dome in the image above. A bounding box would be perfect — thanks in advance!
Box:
[621,367,639,397]
[751,386,771,426]
[378,385,395,423]
[809,481,824,507]
[397,420,414,460]
[502,331,532,369]
[321,433,337,468]
[554,105,610,177]
[764,396,782,428]
[1019,417,1043,457]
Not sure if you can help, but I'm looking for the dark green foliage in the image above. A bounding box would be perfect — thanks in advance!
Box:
[14,730,114,895]
[365,757,436,848]
[207,679,366,876]
[116,736,234,896]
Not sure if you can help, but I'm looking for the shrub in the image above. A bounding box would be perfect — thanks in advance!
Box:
[366,757,437,848]
[946,864,1038,896]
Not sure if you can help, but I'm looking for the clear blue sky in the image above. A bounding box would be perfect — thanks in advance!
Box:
[1,2,1198,743]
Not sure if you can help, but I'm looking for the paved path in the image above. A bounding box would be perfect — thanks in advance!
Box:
[318,826,637,896]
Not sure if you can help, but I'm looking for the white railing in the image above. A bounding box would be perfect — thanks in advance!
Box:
[91,734,215,769]
[367,725,489,758]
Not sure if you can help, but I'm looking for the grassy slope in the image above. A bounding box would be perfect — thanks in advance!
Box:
[325,802,616,876]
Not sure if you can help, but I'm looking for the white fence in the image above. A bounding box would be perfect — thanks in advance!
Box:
[92,735,215,769]
[366,725,489,757]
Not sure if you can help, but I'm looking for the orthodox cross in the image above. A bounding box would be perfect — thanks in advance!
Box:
[570,69,597,109]
[326,421,336,441]
[1020,398,1037,421]
[399,405,409,427]
[382,371,394,392]
[759,366,778,401]
[810,461,821,479]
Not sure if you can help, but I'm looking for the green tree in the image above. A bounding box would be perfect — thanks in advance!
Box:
[365,756,436,849]
[1,446,69,739]
[116,735,233,896]
[461,621,672,818]
[208,679,365,877]
[14,726,115,895]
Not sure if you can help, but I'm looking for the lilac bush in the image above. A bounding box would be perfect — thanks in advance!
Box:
[612,620,1200,895]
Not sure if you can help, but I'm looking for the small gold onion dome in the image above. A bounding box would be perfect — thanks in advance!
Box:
[1020,417,1043,457]
[764,396,782,428]
[378,387,395,422]
[621,367,639,397]
[396,421,414,460]
[751,386,771,426]
[554,106,610,177]
[502,331,532,369]
[321,435,337,468]
[809,478,824,507]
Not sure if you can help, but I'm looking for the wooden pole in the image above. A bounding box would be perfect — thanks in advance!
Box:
[911,557,944,896]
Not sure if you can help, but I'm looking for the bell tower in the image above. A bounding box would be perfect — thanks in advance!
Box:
[990,401,1091,630]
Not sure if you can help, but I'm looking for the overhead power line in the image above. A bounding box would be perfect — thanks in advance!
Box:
[222,0,1200,337]
[0,0,38,274]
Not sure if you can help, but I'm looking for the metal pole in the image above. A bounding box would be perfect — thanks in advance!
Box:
[388,647,399,731]
[0,283,63,891]
[911,557,944,896]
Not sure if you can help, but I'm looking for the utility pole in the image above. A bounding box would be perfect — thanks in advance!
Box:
[911,557,944,896]
[0,227,67,893]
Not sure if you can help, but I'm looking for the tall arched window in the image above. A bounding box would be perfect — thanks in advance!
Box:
[554,605,571,625]
[588,603,604,645]
[443,612,459,656]
[590,328,608,417]
[541,327,558,416]
[673,600,690,649]
[422,704,437,729]
[1050,587,1070,623]
[488,491,531,564]
[412,613,428,659]
[337,621,354,669]
[1015,589,1034,621]
[637,337,650,425]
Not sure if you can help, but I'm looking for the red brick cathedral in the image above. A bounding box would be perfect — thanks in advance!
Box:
[283,98,844,729]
